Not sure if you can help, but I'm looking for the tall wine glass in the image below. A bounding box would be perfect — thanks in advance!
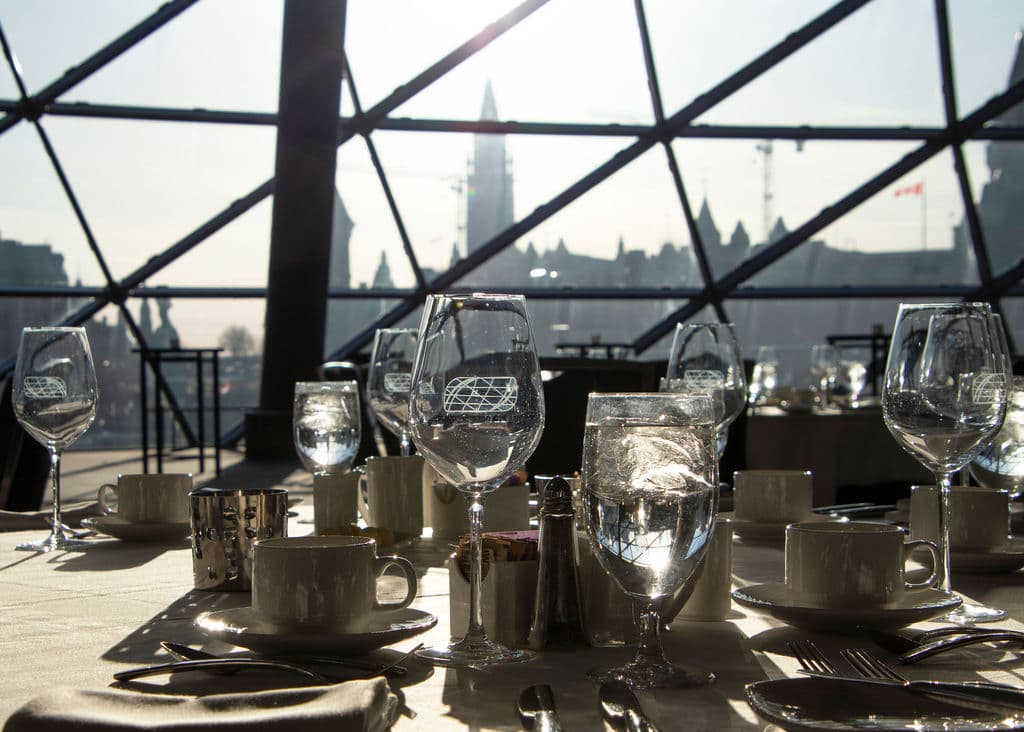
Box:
[663,322,746,455]
[13,327,98,552]
[408,293,545,666]
[366,328,417,456]
[882,302,1009,623]
[293,381,361,477]
[583,392,718,689]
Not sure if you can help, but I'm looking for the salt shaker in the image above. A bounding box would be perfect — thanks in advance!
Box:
[527,476,589,649]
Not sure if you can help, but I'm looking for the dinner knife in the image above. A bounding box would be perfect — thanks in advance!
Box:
[114,658,329,683]
[160,641,408,677]
[799,670,1024,711]
[517,684,563,731]
[598,680,659,732]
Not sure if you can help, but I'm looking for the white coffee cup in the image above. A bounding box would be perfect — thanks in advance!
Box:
[733,469,813,523]
[675,518,734,621]
[785,521,939,607]
[359,455,425,538]
[251,536,417,631]
[313,470,360,534]
[909,484,1010,551]
[98,473,192,523]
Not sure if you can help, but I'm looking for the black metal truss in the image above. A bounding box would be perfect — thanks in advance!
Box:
[0,0,1022,415]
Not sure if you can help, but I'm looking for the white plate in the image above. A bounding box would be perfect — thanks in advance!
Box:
[195,607,437,656]
[951,536,1024,574]
[746,677,1024,731]
[726,512,839,544]
[732,583,961,631]
[81,516,191,542]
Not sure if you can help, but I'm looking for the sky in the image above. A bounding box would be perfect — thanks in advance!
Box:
[0,0,1021,347]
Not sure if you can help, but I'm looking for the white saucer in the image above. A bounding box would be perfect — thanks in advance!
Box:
[195,606,437,656]
[81,516,191,542]
[732,583,961,631]
[951,536,1024,574]
[725,512,840,544]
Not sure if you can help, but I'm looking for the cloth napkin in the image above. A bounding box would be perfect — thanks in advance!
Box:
[3,679,398,732]
[0,501,104,531]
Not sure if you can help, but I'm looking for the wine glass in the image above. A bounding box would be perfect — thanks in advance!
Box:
[810,344,839,407]
[366,328,417,456]
[882,302,1009,623]
[408,293,545,666]
[582,392,719,689]
[293,381,361,477]
[13,327,99,552]
[663,322,746,455]
[970,375,1024,500]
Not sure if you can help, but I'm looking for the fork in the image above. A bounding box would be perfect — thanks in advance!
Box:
[788,639,838,676]
[841,648,907,682]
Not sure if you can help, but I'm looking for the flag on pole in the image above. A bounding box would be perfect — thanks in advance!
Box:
[894,181,924,197]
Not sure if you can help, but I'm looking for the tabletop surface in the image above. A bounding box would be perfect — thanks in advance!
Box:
[3,504,1024,731]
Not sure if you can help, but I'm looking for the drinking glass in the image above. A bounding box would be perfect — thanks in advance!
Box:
[13,327,98,552]
[366,328,417,456]
[970,375,1024,500]
[810,344,839,406]
[748,345,779,409]
[408,293,545,666]
[293,381,361,477]
[663,322,746,455]
[582,392,719,689]
[882,302,1009,623]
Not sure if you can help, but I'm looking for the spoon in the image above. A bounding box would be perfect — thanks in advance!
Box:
[865,627,1024,664]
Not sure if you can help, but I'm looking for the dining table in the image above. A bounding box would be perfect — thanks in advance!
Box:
[2,501,1024,731]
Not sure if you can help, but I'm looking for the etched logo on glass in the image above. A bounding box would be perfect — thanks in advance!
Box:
[24,375,67,399]
[974,372,1007,405]
[683,370,725,389]
[384,372,412,393]
[443,376,518,415]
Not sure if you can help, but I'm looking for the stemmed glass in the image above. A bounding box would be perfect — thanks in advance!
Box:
[13,327,98,552]
[408,293,545,666]
[882,302,1009,623]
[662,322,746,455]
[582,392,719,689]
[293,381,361,477]
[366,328,417,456]
[970,375,1024,500]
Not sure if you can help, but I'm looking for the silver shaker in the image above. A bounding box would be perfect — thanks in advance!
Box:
[189,487,288,591]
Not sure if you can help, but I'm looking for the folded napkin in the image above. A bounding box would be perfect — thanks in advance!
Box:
[4,680,398,732]
[0,501,103,531]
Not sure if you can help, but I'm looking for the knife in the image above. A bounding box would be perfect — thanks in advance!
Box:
[160,641,408,677]
[598,680,659,732]
[799,670,1024,712]
[517,684,563,731]
[114,658,329,683]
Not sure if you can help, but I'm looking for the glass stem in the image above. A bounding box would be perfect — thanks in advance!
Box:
[465,494,488,644]
[634,600,667,668]
[399,433,411,457]
[935,471,953,593]
[49,448,65,542]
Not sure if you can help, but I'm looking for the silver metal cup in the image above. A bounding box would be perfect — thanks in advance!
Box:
[189,487,289,591]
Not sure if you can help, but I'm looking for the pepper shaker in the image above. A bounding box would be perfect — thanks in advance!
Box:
[527,476,589,649]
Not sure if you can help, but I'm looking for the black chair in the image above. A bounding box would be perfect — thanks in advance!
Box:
[0,376,50,511]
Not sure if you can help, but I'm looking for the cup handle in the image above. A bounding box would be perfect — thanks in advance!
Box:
[903,539,940,590]
[97,484,118,514]
[372,555,418,611]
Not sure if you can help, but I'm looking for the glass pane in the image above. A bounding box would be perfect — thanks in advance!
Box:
[0,56,18,97]
[77,301,142,449]
[451,143,693,288]
[1003,298,1023,361]
[43,117,276,282]
[360,1,651,124]
[325,298,422,359]
[68,1,283,112]
[694,0,943,127]
[0,0,162,95]
[949,2,1024,120]
[0,296,82,365]
[963,140,1023,277]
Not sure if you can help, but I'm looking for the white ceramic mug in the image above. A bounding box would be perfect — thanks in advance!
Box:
[251,536,417,631]
[909,484,1011,552]
[313,470,360,534]
[785,521,939,607]
[733,469,813,523]
[359,455,424,538]
[98,473,192,523]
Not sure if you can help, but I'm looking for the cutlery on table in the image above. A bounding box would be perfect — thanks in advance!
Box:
[865,627,1024,664]
[811,502,896,518]
[598,680,659,732]
[517,684,563,731]
[789,640,1024,711]
[160,641,409,678]
[114,658,330,684]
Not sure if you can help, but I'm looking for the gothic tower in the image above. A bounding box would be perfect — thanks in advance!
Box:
[465,81,514,257]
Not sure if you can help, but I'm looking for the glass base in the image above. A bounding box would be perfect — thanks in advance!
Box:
[587,659,715,691]
[940,601,1006,625]
[415,636,535,668]
[16,533,92,553]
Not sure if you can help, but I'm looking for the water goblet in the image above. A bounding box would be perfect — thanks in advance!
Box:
[663,322,746,455]
[408,293,545,667]
[582,392,719,689]
[293,381,361,477]
[882,302,1009,623]
[13,326,99,552]
[970,375,1024,500]
[366,328,417,456]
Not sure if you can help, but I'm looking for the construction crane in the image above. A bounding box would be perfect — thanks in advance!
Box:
[756,139,804,243]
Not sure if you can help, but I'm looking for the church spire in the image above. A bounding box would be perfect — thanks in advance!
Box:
[481,79,498,121]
